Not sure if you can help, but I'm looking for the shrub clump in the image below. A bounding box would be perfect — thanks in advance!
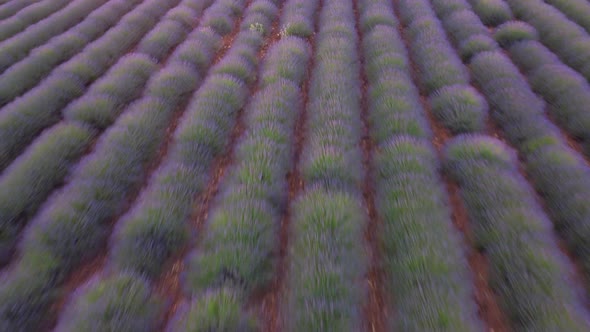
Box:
[429,84,488,134]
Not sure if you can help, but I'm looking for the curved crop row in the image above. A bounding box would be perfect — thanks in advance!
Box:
[64,53,160,129]
[471,49,590,306]
[280,0,368,330]
[51,2,276,331]
[397,0,487,134]
[0,0,218,266]
[543,0,590,35]
[0,0,180,172]
[0,0,137,105]
[444,136,590,330]
[426,1,590,316]
[429,1,498,61]
[504,0,590,82]
[173,40,309,331]
[499,31,590,158]
[0,0,38,21]
[362,0,482,330]
[397,0,468,92]
[0,54,159,266]
[426,0,590,328]
[0,0,70,42]
[0,0,137,74]
[0,0,251,329]
[426,0,590,313]
[109,3,276,282]
[136,0,213,61]
[0,122,95,264]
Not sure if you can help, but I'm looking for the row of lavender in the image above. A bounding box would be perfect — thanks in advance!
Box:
[0,0,256,329]
[0,0,210,266]
[426,0,590,329]
[361,0,482,329]
[0,0,38,21]
[0,0,107,77]
[502,0,590,82]
[0,0,182,171]
[279,0,368,329]
[51,0,319,329]
[0,0,138,106]
[469,2,590,294]
[0,0,71,41]
[170,11,314,332]
[163,0,320,328]
[55,0,284,326]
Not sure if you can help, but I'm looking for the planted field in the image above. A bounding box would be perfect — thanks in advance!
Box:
[2,0,590,331]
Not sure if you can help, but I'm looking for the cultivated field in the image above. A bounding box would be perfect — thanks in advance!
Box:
[1,0,590,330]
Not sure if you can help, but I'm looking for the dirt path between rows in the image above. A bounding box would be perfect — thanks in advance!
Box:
[351,0,387,331]
[251,3,321,330]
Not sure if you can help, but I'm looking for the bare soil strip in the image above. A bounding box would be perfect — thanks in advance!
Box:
[350,0,387,331]
[479,23,590,313]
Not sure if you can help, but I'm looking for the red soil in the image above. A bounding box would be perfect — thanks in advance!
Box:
[447,180,511,332]
[42,253,109,331]
[351,0,387,330]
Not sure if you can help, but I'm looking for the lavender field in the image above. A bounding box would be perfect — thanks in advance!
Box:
[2,0,590,330]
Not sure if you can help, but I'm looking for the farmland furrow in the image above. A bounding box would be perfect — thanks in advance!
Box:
[501,0,590,83]
[0,0,588,331]
[52,0,288,330]
[0,0,71,42]
[483,21,590,161]
[444,136,590,330]
[399,0,524,330]
[153,3,260,324]
[538,0,590,36]
[0,0,117,75]
[451,0,588,296]
[0,0,248,329]
[276,0,371,330]
[0,0,38,21]
[252,0,321,330]
[48,0,254,328]
[0,0,134,104]
[0,0,181,173]
[425,0,590,328]
[351,1,385,331]
[169,29,311,332]
[0,0,120,76]
[0,0,215,267]
[380,0,491,330]
[37,3,226,326]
